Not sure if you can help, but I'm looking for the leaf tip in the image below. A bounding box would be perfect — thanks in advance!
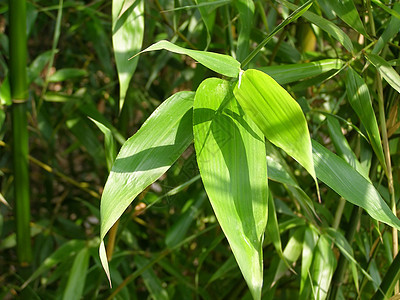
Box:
[99,240,112,288]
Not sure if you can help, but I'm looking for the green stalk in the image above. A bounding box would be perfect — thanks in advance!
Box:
[9,0,32,264]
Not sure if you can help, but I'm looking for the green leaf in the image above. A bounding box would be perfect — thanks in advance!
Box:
[47,68,88,82]
[300,226,319,300]
[344,67,385,171]
[319,0,368,36]
[326,115,369,179]
[234,69,316,181]
[62,247,90,300]
[280,0,353,52]
[234,0,255,62]
[311,234,336,300]
[371,0,400,20]
[372,3,400,55]
[99,91,195,284]
[135,256,169,300]
[0,75,11,106]
[195,0,218,49]
[366,53,400,94]
[90,118,117,172]
[242,0,313,68]
[312,140,400,230]
[21,240,86,289]
[258,59,343,85]
[165,191,206,248]
[193,78,268,300]
[136,40,240,78]
[112,0,144,111]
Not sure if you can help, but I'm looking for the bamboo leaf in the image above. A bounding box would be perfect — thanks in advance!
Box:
[135,256,169,300]
[366,53,400,94]
[47,68,88,82]
[21,240,86,289]
[371,0,400,20]
[112,0,144,111]
[234,0,255,62]
[344,67,385,171]
[327,116,369,179]
[99,91,195,284]
[300,226,319,300]
[234,69,316,181]
[62,247,90,300]
[312,140,400,230]
[319,0,368,36]
[195,0,219,49]
[136,40,240,78]
[280,0,353,52]
[258,59,343,85]
[311,234,336,300]
[193,78,268,300]
[90,118,117,172]
[372,3,400,55]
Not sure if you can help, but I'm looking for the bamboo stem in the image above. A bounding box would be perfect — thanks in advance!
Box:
[9,0,32,264]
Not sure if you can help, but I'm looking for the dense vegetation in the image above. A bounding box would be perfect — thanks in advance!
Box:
[1,0,400,299]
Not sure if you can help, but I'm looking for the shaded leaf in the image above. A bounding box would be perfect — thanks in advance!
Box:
[312,140,400,230]
[99,91,195,283]
[300,226,319,300]
[136,40,240,78]
[193,78,268,300]
[311,234,336,300]
[258,59,343,85]
[280,0,353,52]
[62,247,90,300]
[112,0,144,111]
[319,0,367,36]
[234,0,255,62]
[366,53,400,94]
[47,68,88,82]
[344,67,385,171]
[372,3,400,55]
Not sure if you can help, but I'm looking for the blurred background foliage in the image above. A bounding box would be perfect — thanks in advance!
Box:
[0,0,399,299]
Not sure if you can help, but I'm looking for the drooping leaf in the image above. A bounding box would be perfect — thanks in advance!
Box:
[312,140,400,230]
[62,247,90,300]
[311,234,336,300]
[371,0,400,20]
[112,0,144,111]
[280,0,353,52]
[234,69,316,182]
[372,3,400,55]
[136,40,240,78]
[299,226,319,300]
[234,0,255,62]
[318,0,367,36]
[366,53,400,94]
[344,67,385,171]
[193,78,268,300]
[21,240,86,289]
[326,116,369,179]
[195,0,218,49]
[99,91,195,283]
[90,118,117,172]
[258,59,343,85]
[135,256,169,300]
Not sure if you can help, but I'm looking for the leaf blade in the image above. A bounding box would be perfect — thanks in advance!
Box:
[193,78,268,300]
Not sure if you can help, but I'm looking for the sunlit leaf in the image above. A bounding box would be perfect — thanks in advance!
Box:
[112,0,144,111]
[234,69,316,182]
[136,40,240,78]
[193,78,268,300]
[99,91,195,283]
